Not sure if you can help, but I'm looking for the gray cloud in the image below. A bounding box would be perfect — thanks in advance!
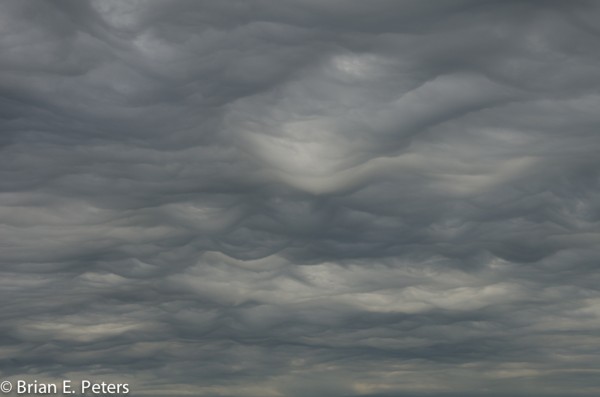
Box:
[2,0,600,396]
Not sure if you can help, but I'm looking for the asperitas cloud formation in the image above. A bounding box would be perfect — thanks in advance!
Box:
[2,1,600,396]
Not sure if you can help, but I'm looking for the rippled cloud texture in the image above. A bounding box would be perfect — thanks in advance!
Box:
[2,1,600,396]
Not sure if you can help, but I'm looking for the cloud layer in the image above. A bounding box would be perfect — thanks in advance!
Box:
[2,0,600,396]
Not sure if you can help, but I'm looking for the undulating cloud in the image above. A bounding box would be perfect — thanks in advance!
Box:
[2,1,600,396]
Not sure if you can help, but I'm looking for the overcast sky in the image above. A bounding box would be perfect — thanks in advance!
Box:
[2,1,600,396]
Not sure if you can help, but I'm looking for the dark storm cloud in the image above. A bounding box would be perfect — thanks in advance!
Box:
[2,0,600,396]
